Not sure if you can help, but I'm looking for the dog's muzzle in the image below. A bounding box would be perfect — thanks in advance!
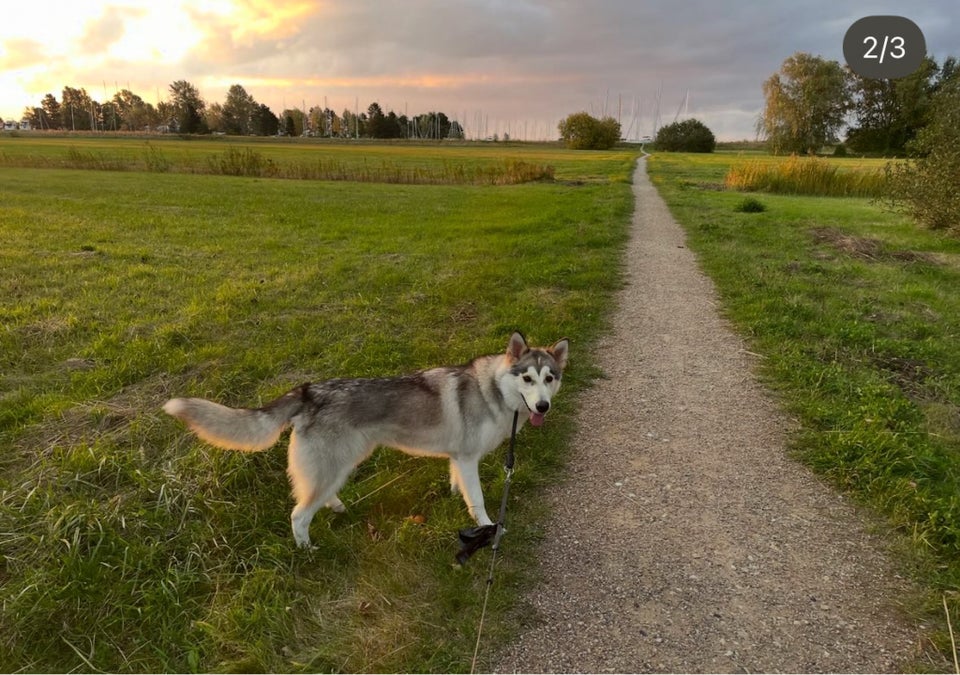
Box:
[527,400,549,427]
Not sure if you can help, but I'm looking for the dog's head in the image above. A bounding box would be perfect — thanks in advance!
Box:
[505,331,569,427]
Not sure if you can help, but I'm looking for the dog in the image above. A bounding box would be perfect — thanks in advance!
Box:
[163,332,568,547]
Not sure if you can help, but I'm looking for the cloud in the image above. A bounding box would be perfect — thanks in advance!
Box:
[0,38,47,70]
[79,6,145,55]
[2,0,959,137]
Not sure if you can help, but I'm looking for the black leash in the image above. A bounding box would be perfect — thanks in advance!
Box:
[456,410,519,673]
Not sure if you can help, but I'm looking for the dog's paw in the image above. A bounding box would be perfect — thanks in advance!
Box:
[326,497,347,514]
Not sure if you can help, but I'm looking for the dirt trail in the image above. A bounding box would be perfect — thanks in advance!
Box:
[494,157,931,673]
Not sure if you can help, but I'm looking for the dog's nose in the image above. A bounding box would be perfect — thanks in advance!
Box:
[536,401,550,414]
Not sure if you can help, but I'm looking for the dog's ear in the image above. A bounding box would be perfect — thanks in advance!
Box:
[507,331,528,360]
[549,338,569,370]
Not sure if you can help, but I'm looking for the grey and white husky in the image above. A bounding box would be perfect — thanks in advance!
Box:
[163,332,568,547]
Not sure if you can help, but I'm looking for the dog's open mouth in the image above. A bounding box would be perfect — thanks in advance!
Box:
[529,411,546,427]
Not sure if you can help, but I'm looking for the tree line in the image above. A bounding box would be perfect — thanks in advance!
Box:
[760,52,959,155]
[15,80,465,140]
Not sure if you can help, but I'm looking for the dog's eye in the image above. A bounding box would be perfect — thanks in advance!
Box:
[522,375,533,383]
[545,375,554,383]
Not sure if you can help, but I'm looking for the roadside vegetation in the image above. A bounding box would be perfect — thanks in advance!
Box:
[0,139,639,672]
[648,151,960,662]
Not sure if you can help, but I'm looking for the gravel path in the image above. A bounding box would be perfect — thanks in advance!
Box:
[494,157,931,673]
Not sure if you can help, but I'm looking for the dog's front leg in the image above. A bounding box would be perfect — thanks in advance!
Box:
[450,457,493,526]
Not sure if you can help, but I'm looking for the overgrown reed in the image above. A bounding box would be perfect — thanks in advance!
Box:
[725,155,887,197]
[0,143,555,186]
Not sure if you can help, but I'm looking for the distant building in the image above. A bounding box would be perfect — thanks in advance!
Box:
[2,119,32,131]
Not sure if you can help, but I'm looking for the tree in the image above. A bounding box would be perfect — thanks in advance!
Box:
[341,108,361,137]
[39,94,61,130]
[760,52,851,154]
[112,89,155,131]
[252,104,279,136]
[60,87,96,131]
[168,80,206,134]
[281,108,307,136]
[885,73,960,233]
[558,112,620,149]
[221,84,257,135]
[655,118,716,152]
[846,57,937,154]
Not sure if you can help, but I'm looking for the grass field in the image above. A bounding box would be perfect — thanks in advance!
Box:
[648,151,960,661]
[0,136,639,672]
[0,134,635,185]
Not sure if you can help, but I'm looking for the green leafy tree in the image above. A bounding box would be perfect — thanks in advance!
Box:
[252,104,279,136]
[558,112,620,149]
[411,111,450,139]
[39,94,61,130]
[168,80,206,134]
[760,52,851,154]
[846,57,937,154]
[60,86,95,131]
[655,118,716,152]
[221,84,257,135]
[885,70,960,233]
[112,89,155,131]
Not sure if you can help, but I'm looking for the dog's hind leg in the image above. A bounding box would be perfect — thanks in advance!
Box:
[287,430,372,547]
[287,432,345,547]
[449,459,462,495]
[450,457,493,526]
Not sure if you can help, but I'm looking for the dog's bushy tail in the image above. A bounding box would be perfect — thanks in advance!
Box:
[163,387,305,452]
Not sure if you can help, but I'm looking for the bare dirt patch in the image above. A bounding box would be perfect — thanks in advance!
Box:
[810,226,935,264]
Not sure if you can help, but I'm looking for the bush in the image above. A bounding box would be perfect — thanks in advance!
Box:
[885,78,960,233]
[654,118,716,152]
[558,112,621,150]
[735,197,767,213]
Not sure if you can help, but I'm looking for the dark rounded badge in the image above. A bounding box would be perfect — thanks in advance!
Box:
[844,16,926,79]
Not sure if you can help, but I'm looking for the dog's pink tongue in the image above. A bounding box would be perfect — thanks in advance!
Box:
[529,412,546,427]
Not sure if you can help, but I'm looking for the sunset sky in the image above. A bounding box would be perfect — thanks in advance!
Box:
[1,0,958,140]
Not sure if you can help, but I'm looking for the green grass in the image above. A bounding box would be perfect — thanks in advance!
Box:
[0,140,640,672]
[648,151,960,663]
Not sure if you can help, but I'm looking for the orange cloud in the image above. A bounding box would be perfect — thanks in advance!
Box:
[0,39,47,70]
[206,71,577,92]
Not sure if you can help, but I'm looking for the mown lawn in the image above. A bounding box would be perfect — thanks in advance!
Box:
[0,141,639,672]
[648,151,960,662]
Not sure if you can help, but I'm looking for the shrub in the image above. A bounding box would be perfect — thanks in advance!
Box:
[735,197,767,213]
[884,78,960,233]
[654,118,716,153]
[558,112,621,150]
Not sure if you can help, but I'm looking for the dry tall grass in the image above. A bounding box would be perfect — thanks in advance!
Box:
[725,155,887,197]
